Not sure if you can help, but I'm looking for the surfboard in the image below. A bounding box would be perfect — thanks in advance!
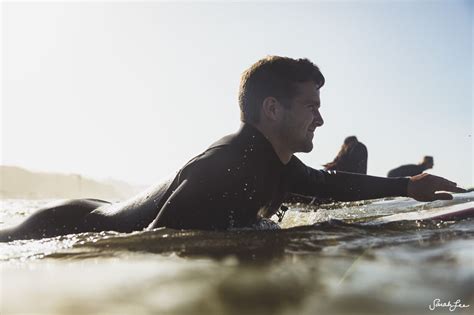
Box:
[369,201,474,224]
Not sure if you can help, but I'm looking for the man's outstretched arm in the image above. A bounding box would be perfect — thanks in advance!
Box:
[287,157,466,202]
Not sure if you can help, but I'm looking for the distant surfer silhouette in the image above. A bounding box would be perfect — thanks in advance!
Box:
[324,136,368,174]
[387,156,434,177]
[0,57,465,241]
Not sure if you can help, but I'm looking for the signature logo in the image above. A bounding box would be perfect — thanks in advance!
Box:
[429,299,470,312]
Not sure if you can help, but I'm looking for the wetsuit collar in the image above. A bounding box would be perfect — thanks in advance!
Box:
[238,123,285,166]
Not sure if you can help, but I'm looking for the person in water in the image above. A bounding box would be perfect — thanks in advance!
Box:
[0,57,465,241]
[324,136,368,174]
[387,156,434,178]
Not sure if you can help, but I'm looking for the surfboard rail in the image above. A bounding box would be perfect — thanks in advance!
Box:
[369,201,474,224]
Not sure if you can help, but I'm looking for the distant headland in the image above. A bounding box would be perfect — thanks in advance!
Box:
[0,165,144,201]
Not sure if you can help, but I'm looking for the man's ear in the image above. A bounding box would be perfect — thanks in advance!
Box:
[261,97,283,121]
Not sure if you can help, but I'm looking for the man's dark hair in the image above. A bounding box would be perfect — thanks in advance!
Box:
[238,56,325,124]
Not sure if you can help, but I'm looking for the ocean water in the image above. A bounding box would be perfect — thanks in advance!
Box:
[1,193,473,315]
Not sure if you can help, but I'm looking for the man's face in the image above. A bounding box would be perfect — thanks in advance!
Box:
[277,81,324,153]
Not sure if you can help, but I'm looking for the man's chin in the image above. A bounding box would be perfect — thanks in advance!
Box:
[299,142,314,153]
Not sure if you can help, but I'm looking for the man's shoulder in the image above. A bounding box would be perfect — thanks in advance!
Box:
[391,163,415,171]
[179,139,245,180]
[399,164,419,171]
[177,125,276,181]
[207,133,237,150]
[388,163,422,177]
[185,146,236,169]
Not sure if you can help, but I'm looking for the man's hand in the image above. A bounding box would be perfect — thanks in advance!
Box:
[407,173,467,202]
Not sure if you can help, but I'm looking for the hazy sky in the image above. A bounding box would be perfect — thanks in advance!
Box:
[2,0,473,187]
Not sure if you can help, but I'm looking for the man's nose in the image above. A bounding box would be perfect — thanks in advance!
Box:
[314,110,324,127]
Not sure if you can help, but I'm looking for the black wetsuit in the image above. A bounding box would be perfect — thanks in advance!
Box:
[1,123,410,241]
[387,164,426,178]
[149,124,408,230]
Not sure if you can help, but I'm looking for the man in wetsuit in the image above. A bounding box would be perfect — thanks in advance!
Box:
[0,56,465,241]
[387,156,434,178]
[147,57,463,230]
